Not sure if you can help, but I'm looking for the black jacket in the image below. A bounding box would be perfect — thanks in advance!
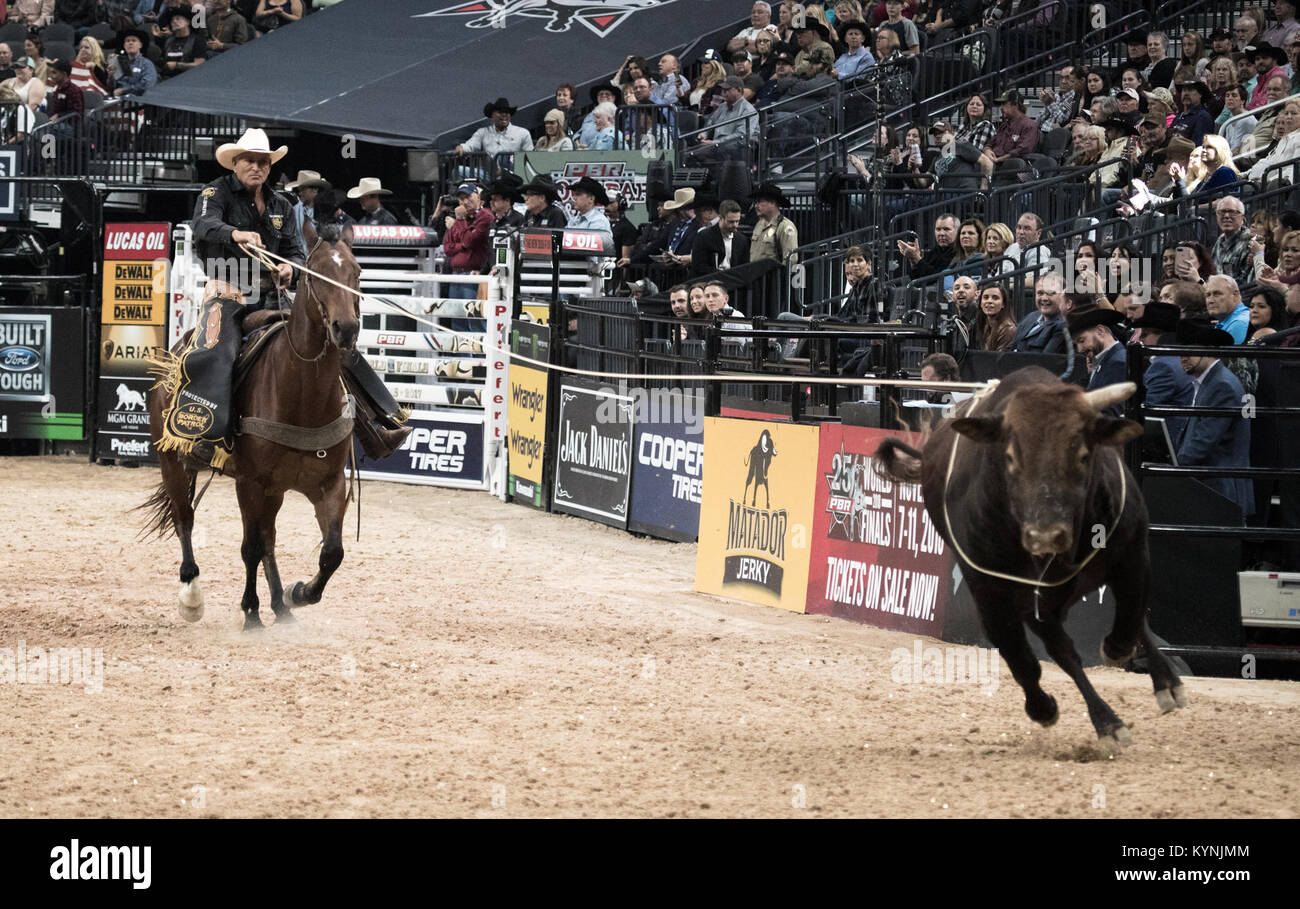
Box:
[358,206,398,226]
[690,225,750,276]
[522,205,568,229]
[192,173,306,288]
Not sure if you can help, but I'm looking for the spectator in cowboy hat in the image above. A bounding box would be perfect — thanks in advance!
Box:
[455,97,534,157]
[750,183,798,264]
[486,175,524,231]
[578,82,620,148]
[286,169,329,232]
[112,28,158,99]
[661,188,699,263]
[567,176,613,240]
[348,177,397,226]
[1247,42,1290,109]
[1129,299,1195,438]
[520,175,568,229]
[1170,78,1215,144]
[1067,304,1130,413]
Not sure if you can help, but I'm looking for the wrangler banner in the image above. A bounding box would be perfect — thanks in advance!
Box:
[805,425,954,636]
[95,222,170,462]
[508,321,551,509]
[695,418,818,613]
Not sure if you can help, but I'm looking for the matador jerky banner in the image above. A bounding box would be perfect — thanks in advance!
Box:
[695,417,819,613]
[805,424,954,637]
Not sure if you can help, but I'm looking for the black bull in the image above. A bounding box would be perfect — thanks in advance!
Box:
[876,367,1186,748]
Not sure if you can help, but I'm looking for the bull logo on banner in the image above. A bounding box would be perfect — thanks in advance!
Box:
[417,0,672,36]
[725,431,788,596]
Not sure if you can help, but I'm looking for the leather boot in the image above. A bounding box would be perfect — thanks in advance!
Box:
[353,414,412,460]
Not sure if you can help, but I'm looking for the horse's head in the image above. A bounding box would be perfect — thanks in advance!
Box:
[301,219,361,350]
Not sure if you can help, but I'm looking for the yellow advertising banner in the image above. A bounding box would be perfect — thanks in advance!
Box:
[101,259,167,326]
[507,363,549,488]
[695,417,819,613]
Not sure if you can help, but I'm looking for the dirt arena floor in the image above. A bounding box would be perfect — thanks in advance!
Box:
[2,456,1297,819]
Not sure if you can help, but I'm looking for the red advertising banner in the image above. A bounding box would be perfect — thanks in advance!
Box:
[102,223,170,261]
[805,424,954,636]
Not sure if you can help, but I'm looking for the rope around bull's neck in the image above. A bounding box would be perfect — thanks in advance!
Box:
[237,243,996,392]
[940,385,1128,590]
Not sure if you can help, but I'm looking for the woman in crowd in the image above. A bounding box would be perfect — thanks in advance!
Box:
[1067,124,1107,181]
[1246,286,1288,342]
[982,222,1014,276]
[613,54,653,89]
[70,36,111,98]
[753,31,779,80]
[1105,243,1141,292]
[253,0,303,34]
[3,56,45,113]
[687,284,709,319]
[1206,56,1237,124]
[805,4,839,47]
[1248,98,1300,184]
[587,102,617,150]
[954,92,996,150]
[1177,30,1209,81]
[1178,134,1242,197]
[1080,68,1111,112]
[1171,239,1218,283]
[1074,240,1103,279]
[24,34,49,83]
[1251,210,1281,268]
[944,217,985,292]
[974,283,1017,350]
[1257,229,1300,289]
[690,59,727,114]
[534,109,574,151]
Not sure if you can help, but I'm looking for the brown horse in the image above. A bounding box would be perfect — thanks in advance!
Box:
[142,221,362,629]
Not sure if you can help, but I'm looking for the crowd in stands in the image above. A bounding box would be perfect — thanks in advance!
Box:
[0,0,310,126]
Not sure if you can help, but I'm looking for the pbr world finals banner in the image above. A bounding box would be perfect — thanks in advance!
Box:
[95,222,170,462]
[805,425,955,637]
[521,152,663,225]
[695,417,819,613]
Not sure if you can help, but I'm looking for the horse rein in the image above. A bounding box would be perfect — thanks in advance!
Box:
[240,241,333,363]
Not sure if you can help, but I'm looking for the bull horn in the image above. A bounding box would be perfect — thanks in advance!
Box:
[1083,382,1136,413]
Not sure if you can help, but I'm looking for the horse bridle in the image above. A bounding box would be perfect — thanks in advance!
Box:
[282,239,338,363]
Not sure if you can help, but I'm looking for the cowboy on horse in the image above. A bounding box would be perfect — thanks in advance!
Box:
[155,128,410,468]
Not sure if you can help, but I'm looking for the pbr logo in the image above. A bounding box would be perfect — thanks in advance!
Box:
[549,161,647,215]
[416,0,674,36]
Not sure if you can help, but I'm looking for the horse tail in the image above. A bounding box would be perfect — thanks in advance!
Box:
[135,474,192,540]
[875,437,924,483]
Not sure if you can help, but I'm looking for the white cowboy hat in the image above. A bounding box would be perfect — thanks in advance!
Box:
[215,128,289,170]
[662,187,696,211]
[346,177,392,199]
[285,169,329,191]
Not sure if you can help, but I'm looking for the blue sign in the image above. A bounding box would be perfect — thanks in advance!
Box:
[355,412,484,488]
[628,388,704,542]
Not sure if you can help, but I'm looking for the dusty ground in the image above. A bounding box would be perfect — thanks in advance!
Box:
[1,455,1296,818]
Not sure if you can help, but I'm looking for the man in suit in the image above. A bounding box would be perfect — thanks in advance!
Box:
[1129,301,1194,440]
[1068,304,1129,416]
[1173,319,1253,516]
[691,199,750,277]
[1010,272,1068,354]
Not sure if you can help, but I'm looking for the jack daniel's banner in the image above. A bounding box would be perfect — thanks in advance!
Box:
[551,380,634,528]
[695,418,819,613]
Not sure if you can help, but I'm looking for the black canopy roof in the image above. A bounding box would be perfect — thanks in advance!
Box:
[143,0,753,146]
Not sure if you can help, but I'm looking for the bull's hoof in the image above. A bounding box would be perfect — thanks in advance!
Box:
[1098,724,1133,751]
[287,582,312,608]
[1155,684,1188,713]
[177,580,204,623]
[1026,692,1059,727]
[1100,637,1136,667]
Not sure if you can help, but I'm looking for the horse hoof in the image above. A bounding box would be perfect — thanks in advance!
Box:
[274,608,297,625]
[1172,684,1188,708]
[1099,724,1133,751]
[1026,693,1058,727]
[242,613,264,631]
[1100,638,1135,668]
[177,580,204,623]
[287,582,311,608]
[1154,685,1188,713]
